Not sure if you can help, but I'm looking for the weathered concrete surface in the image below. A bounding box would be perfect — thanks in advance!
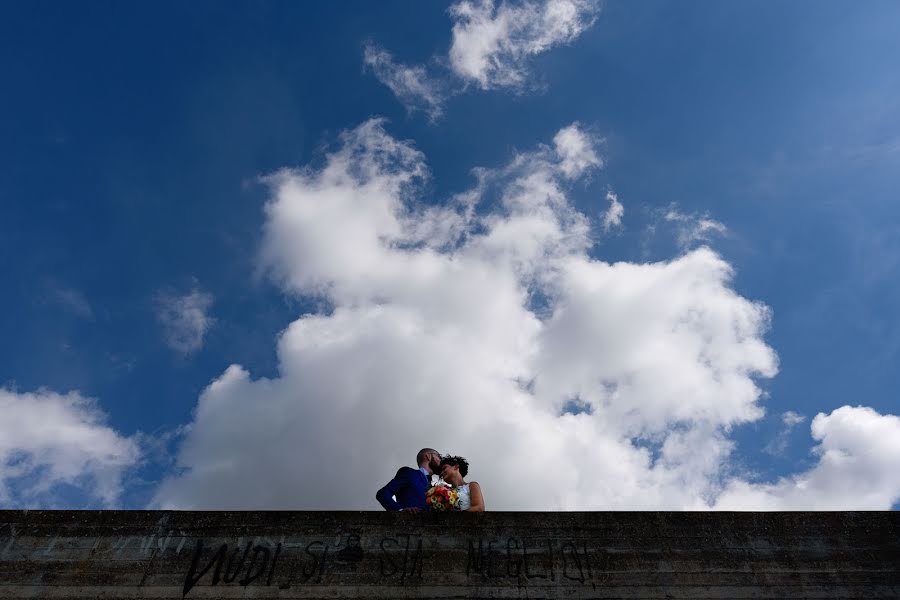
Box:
[0,511,897,599]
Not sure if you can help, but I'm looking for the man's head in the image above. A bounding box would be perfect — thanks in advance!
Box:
[416,448,442,475]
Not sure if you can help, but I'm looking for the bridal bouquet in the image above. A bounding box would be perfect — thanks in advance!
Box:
[425,483,460,511]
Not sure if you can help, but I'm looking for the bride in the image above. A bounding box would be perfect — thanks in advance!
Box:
[438,455,485,512]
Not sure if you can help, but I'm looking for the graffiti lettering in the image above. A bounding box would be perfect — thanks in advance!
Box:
[467,537,598,585]
[302,541,328,582]
[182,540,282,597]
[561,541,584,583]
[379,534,423,583]
[179,532,602,595]
[222,542,252,584]
[183,540,228,596]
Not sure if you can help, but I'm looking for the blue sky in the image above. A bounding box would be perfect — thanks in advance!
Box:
[1,1,898,510]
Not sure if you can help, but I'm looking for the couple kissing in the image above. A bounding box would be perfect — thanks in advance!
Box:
[376,448,485,512]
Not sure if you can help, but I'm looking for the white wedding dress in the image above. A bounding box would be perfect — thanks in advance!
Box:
[455,483,471,511]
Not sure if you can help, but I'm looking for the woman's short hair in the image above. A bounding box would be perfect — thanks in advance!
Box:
[440,454,469,477]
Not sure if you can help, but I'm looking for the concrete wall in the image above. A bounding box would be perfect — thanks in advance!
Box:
[0,510,897,599]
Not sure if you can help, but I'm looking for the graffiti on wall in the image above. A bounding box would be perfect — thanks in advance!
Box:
[180,532,606,596]
[0,521,608,597]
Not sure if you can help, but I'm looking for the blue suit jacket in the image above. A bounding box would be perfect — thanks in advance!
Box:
[376,466,430,511]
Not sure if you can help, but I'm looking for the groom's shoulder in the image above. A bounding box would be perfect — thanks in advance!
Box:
[395,466,417,477]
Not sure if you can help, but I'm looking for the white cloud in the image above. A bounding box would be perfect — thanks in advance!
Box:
[363,44,446,121]
[782,410,806,427]
[662,205,728,249]
[602,190,624,231]
[553,123,601,178]
[0,387,140,506]
[763,410,806,456]
[365,1,598,118]
[155,287,215,356]
[154,120,899,511]
[715,406,900,509]
[449,0,599,89]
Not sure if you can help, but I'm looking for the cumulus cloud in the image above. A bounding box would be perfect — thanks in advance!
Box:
[363,44,446,121]
[155,287,215,356]
[554,123,601,178]
[715,406,900,509]
[602,190,624,231]
[152,120,900,510]
[152,119,865,511]
[365,0,598,118]
[0,387,140,506]
[448,0,598,89]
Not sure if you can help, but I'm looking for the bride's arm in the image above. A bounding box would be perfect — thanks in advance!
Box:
[465,482,485,512]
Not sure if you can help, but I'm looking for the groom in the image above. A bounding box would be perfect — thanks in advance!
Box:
[376,448,441,511]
